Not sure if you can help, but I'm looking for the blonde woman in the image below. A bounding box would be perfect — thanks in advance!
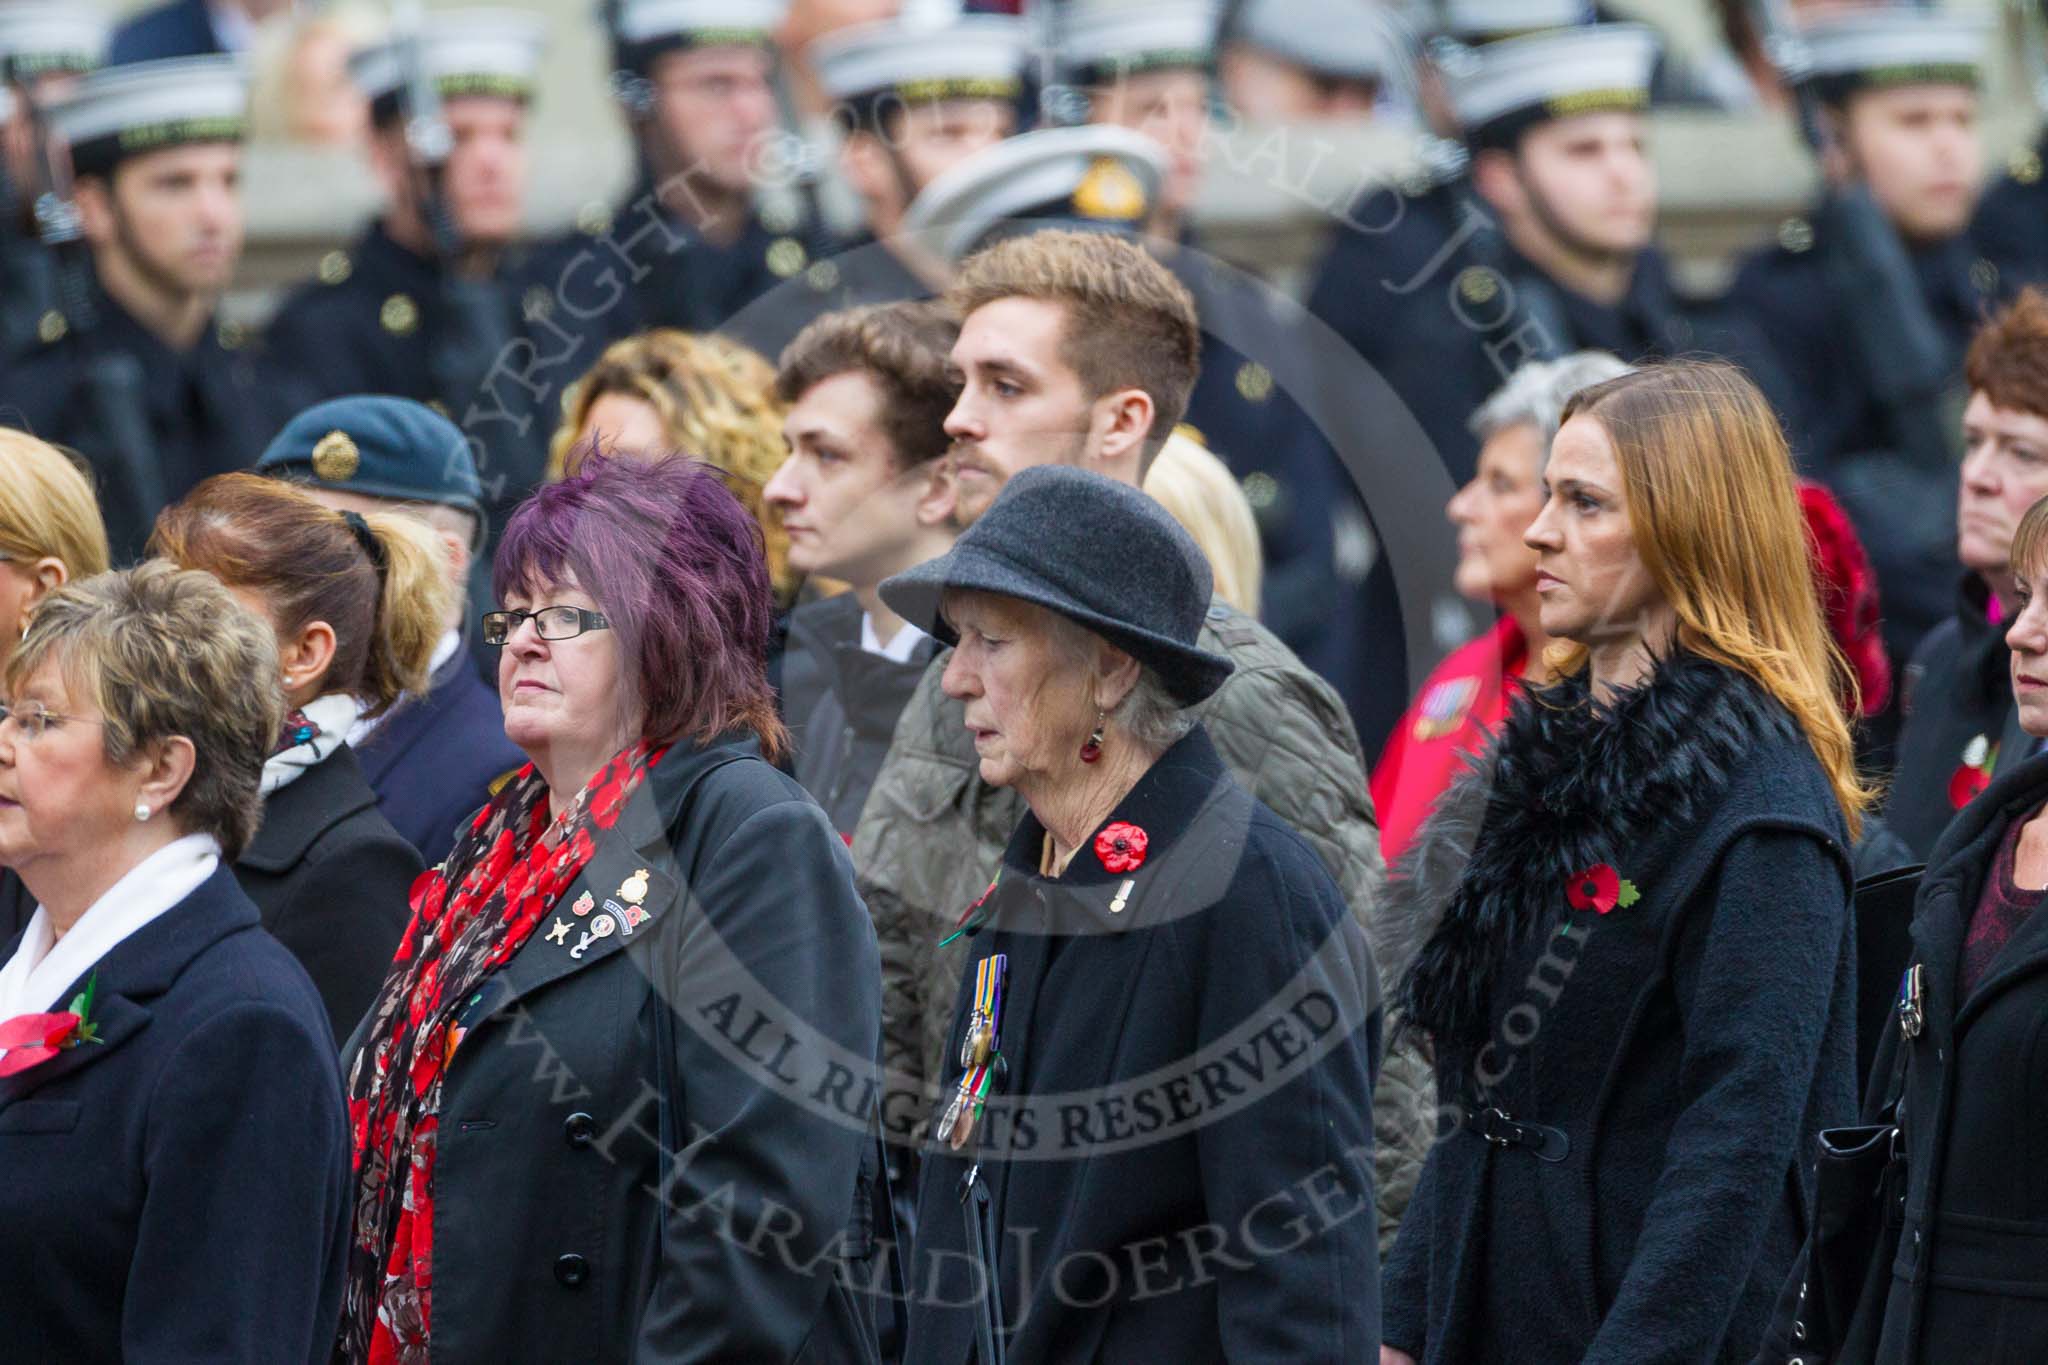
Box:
[1381,362,1871,1365]
[1142,429,1263,617]
[0,432,112,937]
[552,329,798,602]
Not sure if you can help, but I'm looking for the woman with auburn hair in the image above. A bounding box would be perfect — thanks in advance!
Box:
[0,432,113,936]
[1380,361,1869,1365]
[550,328,798,602]
[335,456,881,1364]
[149,473,451,1042]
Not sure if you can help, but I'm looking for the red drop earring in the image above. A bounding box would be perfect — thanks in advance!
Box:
[1080,712,1105,764]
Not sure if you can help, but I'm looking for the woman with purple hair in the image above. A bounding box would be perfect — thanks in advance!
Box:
[333,456,885,1365]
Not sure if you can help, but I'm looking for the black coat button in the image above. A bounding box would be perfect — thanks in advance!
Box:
[554,1253,589,1287]
[564,1112,596,1148]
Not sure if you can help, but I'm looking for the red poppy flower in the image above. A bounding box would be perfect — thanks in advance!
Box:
[1949,762,1992,810]
[1565,864,1621,913]
[1095,822,1149,875]
[0,1011,81,1076]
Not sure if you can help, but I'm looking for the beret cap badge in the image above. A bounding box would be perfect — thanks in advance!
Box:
[311,430,362,482]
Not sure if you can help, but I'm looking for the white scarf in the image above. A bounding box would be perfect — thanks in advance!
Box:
[0,833,222,1021]
[262,692,364,797]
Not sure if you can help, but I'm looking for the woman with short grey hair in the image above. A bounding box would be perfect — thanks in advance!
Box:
[0,561,350,1361]
[886,465,1383,1362]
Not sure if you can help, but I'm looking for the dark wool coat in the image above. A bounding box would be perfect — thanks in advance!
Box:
[1886,576,2035,861]
[343,733,885,1364]
[354,642,526,870]
[0,866,351,1361]
[902,727,1384,1364]
[1759,753,2048,1364]
[1382,653,1857,1365]
[235,744,423,1044]
[783,594,936,838]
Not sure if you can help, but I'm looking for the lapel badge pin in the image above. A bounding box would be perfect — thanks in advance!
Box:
[619,869,650,906]
[570,913,618,960]
[571,891,594,918]
[1108,878,1135,915]
[545,917,573,946]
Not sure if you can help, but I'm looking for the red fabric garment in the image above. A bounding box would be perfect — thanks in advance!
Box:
[1370,615,1527,865]
[1797,480,1892,716]
[336,741,663,1365]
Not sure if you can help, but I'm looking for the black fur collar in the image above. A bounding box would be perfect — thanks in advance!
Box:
[1390,650,1801,1082]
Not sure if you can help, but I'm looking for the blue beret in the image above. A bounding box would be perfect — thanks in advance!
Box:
[257,395,483,521]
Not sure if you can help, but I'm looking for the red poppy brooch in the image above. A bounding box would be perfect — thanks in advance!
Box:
[0,973,104,1077]
[1948,734,1996,811]
[1565,864,1640,916]
[1095,823,1149,875]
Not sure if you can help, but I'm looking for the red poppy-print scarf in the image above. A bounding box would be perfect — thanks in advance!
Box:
[335,740,663,1365]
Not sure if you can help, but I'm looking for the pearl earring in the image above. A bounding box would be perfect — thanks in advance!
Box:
[134,802,151,823]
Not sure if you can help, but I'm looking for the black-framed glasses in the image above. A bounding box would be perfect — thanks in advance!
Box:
[0,699,104,741]
[480,606,612,646]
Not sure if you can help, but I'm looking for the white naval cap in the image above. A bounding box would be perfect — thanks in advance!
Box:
[902,123,1166,265]
[1446,22,1656,146]
[350,9,548,107]
[609,0,783,70]
[1798,10,1989,100]
[0,2,106,79]
[1058,0,1221,83]
[813,13,1027,111]
[1224,0,1398,84]
[45,54,246,175]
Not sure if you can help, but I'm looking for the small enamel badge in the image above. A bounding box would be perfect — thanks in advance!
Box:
[571,892,594,918]
[1949,735,1996,810]
[619,869,650,905]
[545,917,573,945]
[1565,864,1640,916]
[1413,676,1480,742]
[570,913,617,960]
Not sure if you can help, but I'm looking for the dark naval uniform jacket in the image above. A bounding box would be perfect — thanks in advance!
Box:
[354,641,524,869]
[259,223,569,536]
[0,287,269,562]
[234,745,423,1044]
[1973,138,2048,298]
[0,865,351,1362]
[342,732,884,1363]
[727,230,931,363]
[1760,754,2048,1363]
[903,726,1383,1364]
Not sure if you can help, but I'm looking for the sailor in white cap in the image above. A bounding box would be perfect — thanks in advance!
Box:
[259,9,572,546]
[1217,0,1393,123]
[0,2,108,358]
[0,55,262,563]
[1723,8,1992,473]
[1720,8,1993,663]
[727,9,1030,356]
[1055,0,1392,744]
[1304,22,1690,486]
[583,0,816,337]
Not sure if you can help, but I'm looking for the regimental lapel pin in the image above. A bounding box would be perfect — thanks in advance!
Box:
[545,917,573,945]
[619,869,650,906]
[570,913,617,960]
[571,892,594,918]
[939,953,1008,1151]
[1108,878,1135,915]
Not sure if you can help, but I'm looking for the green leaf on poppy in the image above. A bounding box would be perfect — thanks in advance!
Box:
[1617,880,1641,909]
[69,972,97,1024]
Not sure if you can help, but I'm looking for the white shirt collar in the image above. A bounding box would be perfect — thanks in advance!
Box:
[0,832,222,1021]
[860,612,928,664]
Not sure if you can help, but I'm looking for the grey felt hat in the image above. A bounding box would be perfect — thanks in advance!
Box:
[880,466,1234,705]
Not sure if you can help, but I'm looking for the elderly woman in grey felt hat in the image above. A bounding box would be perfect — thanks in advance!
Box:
[883,464,1383,1363]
